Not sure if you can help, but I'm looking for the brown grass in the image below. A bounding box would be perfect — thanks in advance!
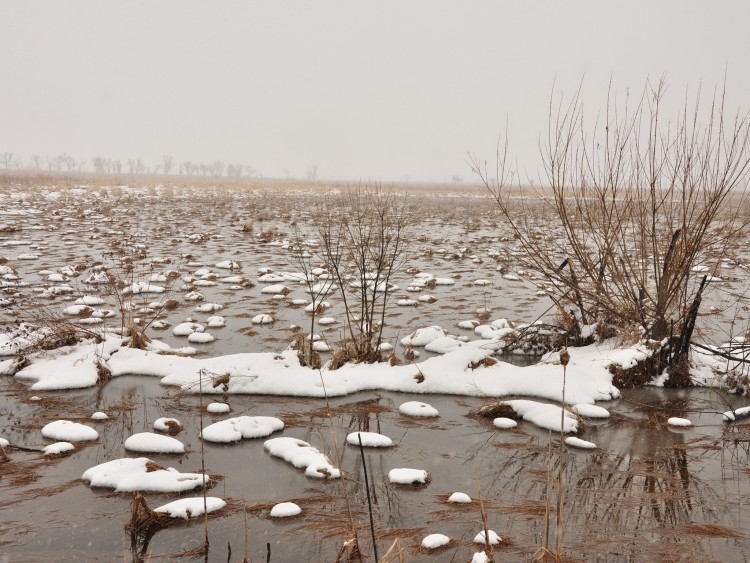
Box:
[676,523,743,538]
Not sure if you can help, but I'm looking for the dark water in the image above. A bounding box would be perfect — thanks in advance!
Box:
[2,373,750,562]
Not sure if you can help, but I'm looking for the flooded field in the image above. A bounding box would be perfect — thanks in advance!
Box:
[2,180,750,562]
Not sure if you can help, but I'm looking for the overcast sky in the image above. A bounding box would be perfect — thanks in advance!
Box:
[1,1,748,183]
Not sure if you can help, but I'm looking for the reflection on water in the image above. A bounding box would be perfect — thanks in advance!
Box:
[2,376,750,562]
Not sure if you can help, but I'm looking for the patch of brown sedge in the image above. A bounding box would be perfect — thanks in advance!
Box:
[127,323,151,349]
[145,461,165,472]
[163,420,182,436]
[471,402,520,420]
[212,373,231,391]
[469,356,497,370]
[676,523,743,538]
[389,354,402,366]
[414,372,425,383]
[162,299,180,311]
[96,359,112,385]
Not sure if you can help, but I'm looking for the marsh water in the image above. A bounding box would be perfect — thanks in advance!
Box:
[2,182,750,561]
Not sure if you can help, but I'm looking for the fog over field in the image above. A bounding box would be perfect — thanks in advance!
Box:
[1,1,749,182]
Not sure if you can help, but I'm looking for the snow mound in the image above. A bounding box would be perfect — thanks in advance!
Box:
[154,417,181,432]
[667,417,692,427]
[155,497,226,519]
[493,417,518,429]
[565,437,597,449]
[124,432,185,454]
[422,534,450,549]
[399,401,439,417]
[42,420,99,442]
[571,404,610,418]
[173,322,204,336]
[201,416,284,443]
[346,431,393,448]
[400,325,447,347]
[207,402,230,414]
[388,468,430,485]
[82,457,209,492]
[43,442,75,456]
[473,529,501,545]
[264,437,340,479]
[447,492,472,503]
[270,502,301,518]
[188,332,215,344]
[502,400,578,433]
[91,411,109,421]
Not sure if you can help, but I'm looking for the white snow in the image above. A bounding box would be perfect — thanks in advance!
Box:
[43,442,75,456]
[400,325,447,347]
[82,457,209,492]
[173,322,204,336]
[667,417,692,427]
[502,400,578,433]
[155,497,226,519]
[91,411,109,421]
[399,401,439,417]
[124,432,185,454]
[207,402,230,413]
[421,534,450,549]
[571,404,610,418]
[471,552,490,563]
[447,492,472,503]
[346,431,394,448]
[723,405,750,422]
[388,468,430,485]
[493,417,518,429]
[42,420,99,441]
[264,437,340,479]
[270,502,301,518]
[565,437,597,449]
[200,416,284,443]
[188,332,215,343]
[252,314,274,325]
[473,530,501,545]
[154,417,181,432]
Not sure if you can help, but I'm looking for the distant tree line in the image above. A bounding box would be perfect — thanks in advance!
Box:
[0,151,275,179]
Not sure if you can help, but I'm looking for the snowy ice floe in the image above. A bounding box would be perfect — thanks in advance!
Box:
[215,260,240,270]
[399,401,439,417]
[124,432,185,454]
[400,325,447,347]
[472,552,490,563]
[188,332,215,344]
[154,417,181,433]
[74,295,105,306]
[207,402,230,414]
[264,437,340,479]
[155,497,226,519]
[82,457,209,492]
[43,442,75,456]
[425,335,463,354]
[346,431,394,448]
[261,284,289,295]
[447,492,472,504]
[667,417,692,427]
[493,417,518,429]
[565,437,597,449]
[0,437,8,448]
[173,322,204,337]
[200,416,284,443]
[91,411,109,421]
[14,336,123,390]
[571,404,610,418]
[421,534,451,549]
[124,282,165,294]
[501,400,579,433]
[473,530,501,545]
[251,314,274,325]
[195,303,223,313]
[270,502,302,518]
[207,316,226,328]
[388,468,430,485]
[42,420,99,441]
[723,406,750,422]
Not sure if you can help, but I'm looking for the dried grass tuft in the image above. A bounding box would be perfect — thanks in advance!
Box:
[469,356,498,370]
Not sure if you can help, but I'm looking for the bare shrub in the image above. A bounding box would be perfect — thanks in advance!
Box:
[472,79,750,380]
[317,185,413,367]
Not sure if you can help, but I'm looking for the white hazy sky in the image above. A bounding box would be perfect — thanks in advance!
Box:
[1,1,748,183]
